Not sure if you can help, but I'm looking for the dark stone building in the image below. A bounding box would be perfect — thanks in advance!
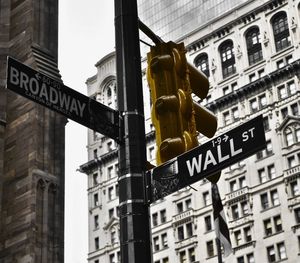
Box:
[0,0,65,262]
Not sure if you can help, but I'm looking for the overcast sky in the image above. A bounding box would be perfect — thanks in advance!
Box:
[58,1,115,262]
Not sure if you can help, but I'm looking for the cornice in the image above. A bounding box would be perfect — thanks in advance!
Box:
[79,149,118,174]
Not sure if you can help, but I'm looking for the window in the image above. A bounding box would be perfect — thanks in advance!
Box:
[277,59,285,69]
[178,226,184,240]
[263,116,270,131]
[258,69,265,77]
[153,236,159,251]
[271,190,279,206]
[281,107,288,119]
[186,222,193,237]
[241,201,249,216]
[247,253,255,263]
[109,254,115,263]
[250,73,257,82]
[195,53,209,77]
[223,86,230,95]
[277,242,287,260]
[223,111,231,125]
[185,199,192,210]
[288,155,296,168]
[237,256,245,263]
[291,103,299,116]
[278,85,287,99]
[267,245,276,262]
[261,193,269,210]
[220,40,236,78]
[162,258,169,263]
[264,218,272,236]
[232,204,239,219]
[109,208,114,219]
[244,226,252,242]
[246,27,263,65]
[295,207,300,224]
[258,168,267,183]
[286,130,294,146]
[152,212,158,226]
[291,181,299,197]
[94,193,99,207]
[266,140,273,155]
[203,191,210,206]
[160,209,166,223]
[94,149,98,159]
[115,184,119,197]
[108,186,114,201]
[177,202,183,213]
[230,180,238,191]
[207,240,214,257]
[264,215,282,237]
[205,215,212,231]
[179,251,186,263]
[232,107,239,121]
[274,215,282,232]
[250,99,258,113]
[107,141,113,152]
[111,230,116,244]
[288,81,296,95]
[234,230,242,246]
[95,237,99,250]
[232,82,238,91]
[94,215,99,229]
[259,94,267,108]
[108,166,114,179]
[93,173,99,186]
[149,146,155,160]
[239,177,246,188]
[188,248,196,262]
[268,164,276,179]
[272,12,291,52]
[161,233,168,248]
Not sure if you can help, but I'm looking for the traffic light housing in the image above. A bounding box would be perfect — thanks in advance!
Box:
[147,41,217,165]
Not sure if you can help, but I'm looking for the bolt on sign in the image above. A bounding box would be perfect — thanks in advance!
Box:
[146,115,266,203]
[6,57,120,141]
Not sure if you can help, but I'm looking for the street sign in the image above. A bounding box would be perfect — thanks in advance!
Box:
[147,115,266,203]
[6,56,120,141]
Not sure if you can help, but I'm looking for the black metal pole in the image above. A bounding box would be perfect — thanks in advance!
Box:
[216,237,223,263]
[114,1,152,263]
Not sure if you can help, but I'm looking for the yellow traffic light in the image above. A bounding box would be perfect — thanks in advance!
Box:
[147,41,217,165]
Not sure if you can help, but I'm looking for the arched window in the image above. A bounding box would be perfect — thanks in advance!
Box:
[219,40,236,79]
[104,79,116,107]
[246,27,263,65]
[271,12,291,52]
[194,53,209,77]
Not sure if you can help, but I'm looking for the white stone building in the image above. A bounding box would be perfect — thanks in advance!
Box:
[80,0,300,262]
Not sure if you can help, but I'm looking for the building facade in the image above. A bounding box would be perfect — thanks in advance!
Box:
[80,0,300,262]
[0,1,65,262]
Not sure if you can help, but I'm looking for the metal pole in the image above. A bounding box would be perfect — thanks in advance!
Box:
[216,238,223,263]
[114,1,152,263]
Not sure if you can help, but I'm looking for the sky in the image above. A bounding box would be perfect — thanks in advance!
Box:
[58,1,115,262]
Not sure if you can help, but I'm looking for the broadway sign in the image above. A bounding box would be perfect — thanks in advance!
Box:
[6,57,120,141]
[147,115,266,203]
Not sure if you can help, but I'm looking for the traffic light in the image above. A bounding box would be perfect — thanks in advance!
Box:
[147,41,217,165]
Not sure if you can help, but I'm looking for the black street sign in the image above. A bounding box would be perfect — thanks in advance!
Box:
[6,57,120,141]
[147,115,266,203]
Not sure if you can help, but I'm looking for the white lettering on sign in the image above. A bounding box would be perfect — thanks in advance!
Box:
[242,128,255,142]
[10,66,87,118]
[186,138,243,177]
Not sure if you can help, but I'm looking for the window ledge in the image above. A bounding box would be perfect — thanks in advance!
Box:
[263,230,284,239]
